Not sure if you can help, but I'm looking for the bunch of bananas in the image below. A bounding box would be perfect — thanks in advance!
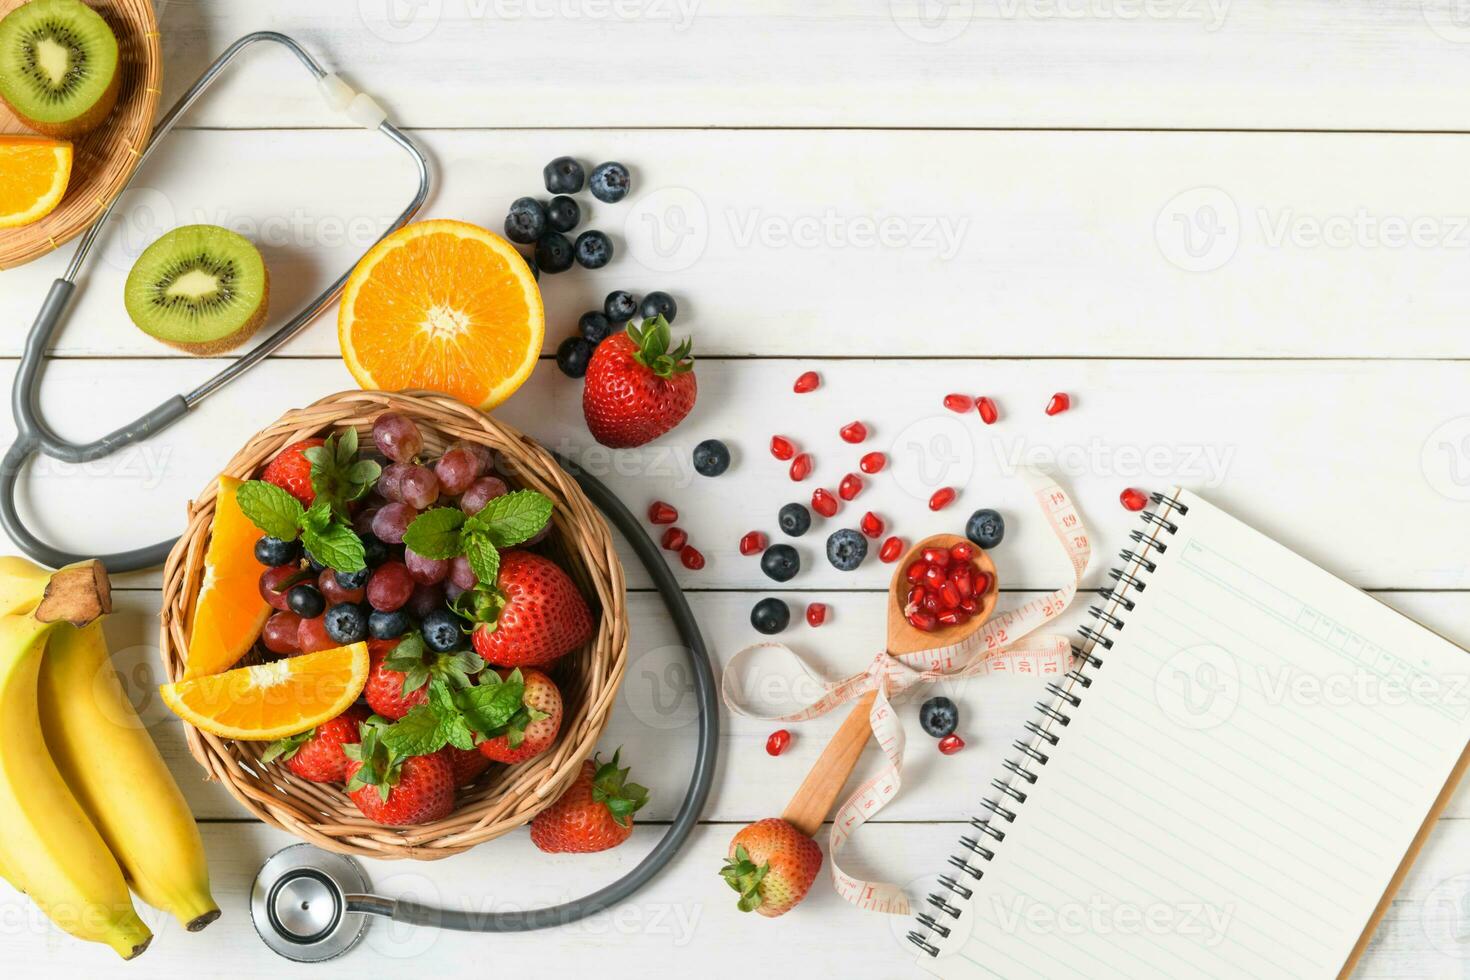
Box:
[0,556,217,959]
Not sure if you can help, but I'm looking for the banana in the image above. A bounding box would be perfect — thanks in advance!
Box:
[0,561,152,959]
[38,619,220,931]
[0,554,54,615]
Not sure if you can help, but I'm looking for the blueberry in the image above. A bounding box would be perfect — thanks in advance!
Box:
[574,230,613,269]
[778,503,811,537]
[544,156,585,194]
[535,232,575,274]
[692,439,731,477]
[826,529,867,571]
[421,607,462,653]
[965,508,1005,549]
[323,603,368,644]
[919,696,959,738]
[579,311,612,344]
[750,597,791,635]
[254,536,301,566]
[306,552,327,574]
[359,535,389,568]
[546,194,580,233]
[760,544,800,583]
[639,291,677,323]
[604,290,637,323]
[368,608,411,640]
[504,197,547,244]
[335,567,371,590]
[588,161,631,203]
[287,584,325,619]
[556,336,595,378]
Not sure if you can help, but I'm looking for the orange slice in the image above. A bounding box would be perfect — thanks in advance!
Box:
[0,136,72,228]
[184,476,270,678]
[160,643,369,740]
[338,219,544,410]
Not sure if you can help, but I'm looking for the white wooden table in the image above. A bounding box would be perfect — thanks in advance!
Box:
[3,1,1470,975]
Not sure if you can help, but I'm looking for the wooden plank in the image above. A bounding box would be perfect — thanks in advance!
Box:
[4,356,1468,591]
[8,128,1470,358]
[147,1,1470,132]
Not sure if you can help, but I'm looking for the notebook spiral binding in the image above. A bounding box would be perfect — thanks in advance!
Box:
[907,491,1188,958]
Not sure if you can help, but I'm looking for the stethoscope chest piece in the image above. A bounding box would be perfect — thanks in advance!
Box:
[251,844,371,962]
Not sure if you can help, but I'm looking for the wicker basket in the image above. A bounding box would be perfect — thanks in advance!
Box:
[159,390,629,860]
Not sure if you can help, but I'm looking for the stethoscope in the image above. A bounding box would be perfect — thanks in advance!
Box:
[1,32,720,960]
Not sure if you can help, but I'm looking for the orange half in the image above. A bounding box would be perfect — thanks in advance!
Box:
[338,219,545,409]
[184,476,270,678]
[0,136,72,228]
[160,642,370,740]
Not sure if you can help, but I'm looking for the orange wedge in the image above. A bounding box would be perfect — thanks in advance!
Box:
[0,135,72,228]
[160,642,370,741]
[184,476,270,678]
[338,219,544,410]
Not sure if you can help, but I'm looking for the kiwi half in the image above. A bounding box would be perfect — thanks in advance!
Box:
[0,0,119,138]
[124,225,270,355]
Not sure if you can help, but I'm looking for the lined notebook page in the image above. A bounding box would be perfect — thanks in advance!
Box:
[921,489,1470,980]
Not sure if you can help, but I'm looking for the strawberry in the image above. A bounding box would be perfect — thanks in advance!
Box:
[439,745,490,787]
[260,438,324,506]
[343,723,454,826]
[721,818,823,918]
[477,668,562,765]
[262,704,370,782]
[364,636,483,720]
[581,316,696,449]
[530,750,648,853]
[469,551,593,668]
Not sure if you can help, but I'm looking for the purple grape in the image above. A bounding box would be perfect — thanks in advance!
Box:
[447,439,494,476]
[461,476,509,515]
[445,581,467,603]
[434,448,479,496]
[525,522,552,547]
[367,561,415,613]
[372,412,424,464]
[352,506,380,537]
[400,465,440,509]
[449,555,478,591]
[405,547,449,585]
[371,502,418,545]
[377,461,411,502]
[408,582,445,619]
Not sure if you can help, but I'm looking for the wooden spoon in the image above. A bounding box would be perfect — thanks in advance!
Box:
[780,534,998,836]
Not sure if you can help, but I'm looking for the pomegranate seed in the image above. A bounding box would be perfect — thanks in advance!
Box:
[859,451,886,474]
[923,593,942,613]
[939,582,961,608]
[905,561,928,584]
[770,435,796,461]
[839,421,868,444]
[922,546,950,567]
[838,473,863,501]
[959,596,979,614]
[973,571,993,595]
[924,564,948,589]
[648,500,678,524]
[937,609,964,626]
[938,734,965,755]
[976,396,999,425]
[793,371,820,394]
[766,729,791,756]
[1045,392,1071,416]
[906,585,926,609]
[789,453,813,481]
[908,610,939,632]
[679,545,705,570]
[949,542,974,562]
[739,530,767,555]
[928,487,957,511]
[949,565,973,598]
[805,602,828,627]
[811,487,838,517]
[1120,487,1148,512]
[661,526,688,551]
[879,536,904,563]
[943,393,973,413]
[859,511,884,538]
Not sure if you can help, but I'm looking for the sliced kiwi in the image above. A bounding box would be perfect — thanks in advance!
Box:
[124,225,270,355]
[0,0,119,138]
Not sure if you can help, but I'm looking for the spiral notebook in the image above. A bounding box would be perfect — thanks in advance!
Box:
[910,489,1470,980]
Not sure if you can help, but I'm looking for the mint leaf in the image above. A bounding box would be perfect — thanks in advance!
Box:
[380,704,448,756]
[301,515,367,573]
[464,490,552,549]
[454,673,525,737]
[463,533,501,587]
[235,480,304,541]
[403,508,467,560]
[428,681,476,751]
[261,729,312,764]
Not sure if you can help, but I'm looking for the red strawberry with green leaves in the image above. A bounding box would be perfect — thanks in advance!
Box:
[581,316,697,449]
[439,745,490,787]
[469,551,593,668]
[262,704,370,783]
[530,750,647,853]
[477,668,562,765]
[260,438,324,506]
[364,636,483,720]
[343,723,455,826]
[721,818,823,918]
